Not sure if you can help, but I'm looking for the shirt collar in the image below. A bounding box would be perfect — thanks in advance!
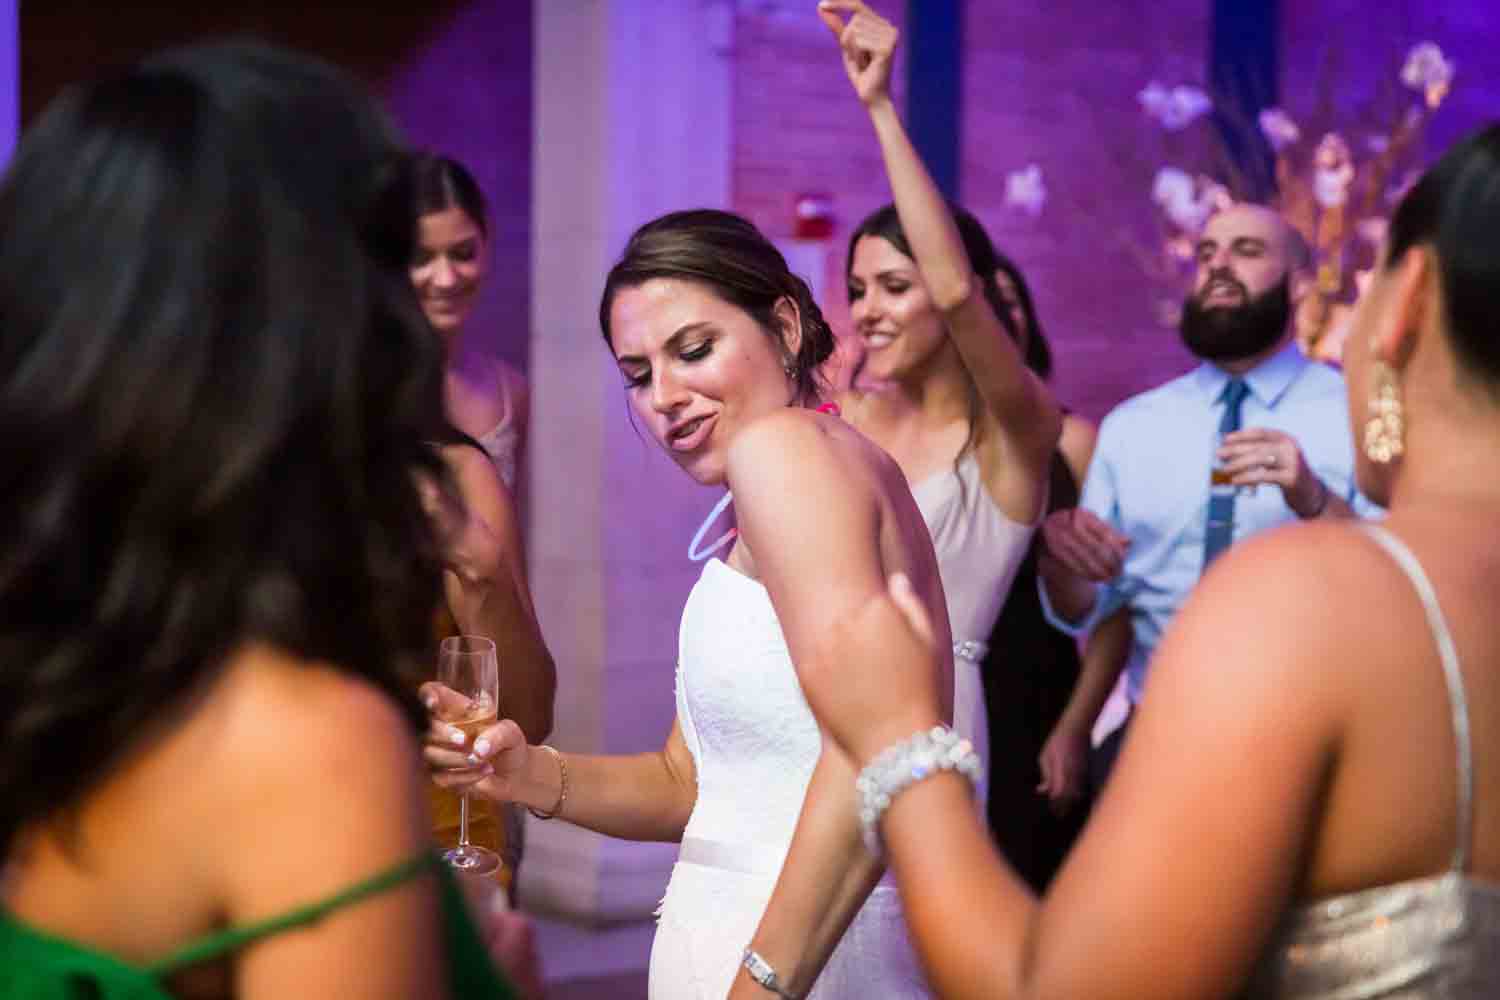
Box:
[1191,339,1308,409]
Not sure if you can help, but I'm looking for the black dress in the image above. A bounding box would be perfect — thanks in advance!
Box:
[980,451,1091,892]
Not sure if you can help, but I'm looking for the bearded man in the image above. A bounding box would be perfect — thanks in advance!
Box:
[1035,203,1379,786]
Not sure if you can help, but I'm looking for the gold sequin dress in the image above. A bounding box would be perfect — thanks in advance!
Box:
[1245,525,1500,998]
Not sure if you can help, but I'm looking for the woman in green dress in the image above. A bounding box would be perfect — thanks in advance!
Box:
[0,42,515,999]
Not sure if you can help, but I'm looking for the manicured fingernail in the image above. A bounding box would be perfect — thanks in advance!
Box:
[473,738,492,758]
[423,693,438,710]
[466,753,482,766]
[449,728,466,745]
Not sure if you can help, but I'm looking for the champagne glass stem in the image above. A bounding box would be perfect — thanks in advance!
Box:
[458,793,473,848]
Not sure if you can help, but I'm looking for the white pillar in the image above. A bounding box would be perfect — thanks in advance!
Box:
[1,0,17,168]
[524,0,733,934]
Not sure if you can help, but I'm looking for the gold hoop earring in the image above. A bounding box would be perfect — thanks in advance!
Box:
[1364,360,1405,464]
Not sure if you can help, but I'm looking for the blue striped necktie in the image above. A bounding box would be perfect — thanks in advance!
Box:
[1203,377,1249,570]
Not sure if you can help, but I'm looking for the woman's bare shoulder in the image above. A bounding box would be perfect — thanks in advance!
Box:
[729,407,893,498]
[206,646,422,797]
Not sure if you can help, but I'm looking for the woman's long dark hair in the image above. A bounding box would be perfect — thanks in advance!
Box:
[0,42,450,856]
[1385,123,1500,390]
[993,250,1054,380]
[408,152,489,237]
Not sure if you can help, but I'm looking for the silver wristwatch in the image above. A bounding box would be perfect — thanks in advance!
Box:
[742,947,801,999]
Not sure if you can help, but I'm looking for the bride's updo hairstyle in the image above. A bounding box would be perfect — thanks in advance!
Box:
[598,209,836,403]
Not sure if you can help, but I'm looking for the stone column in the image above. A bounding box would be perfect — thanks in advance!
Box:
[523,0,734,936]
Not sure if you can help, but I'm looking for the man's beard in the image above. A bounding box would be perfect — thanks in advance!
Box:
[1178,274,1291,363]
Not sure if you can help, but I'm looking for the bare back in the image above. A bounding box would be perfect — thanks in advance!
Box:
[2,647,444,997]
[1303,508,1500,896]
[1028,508,1500,998]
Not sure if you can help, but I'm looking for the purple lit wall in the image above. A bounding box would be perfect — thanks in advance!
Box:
[383,1,533,375]
[1283,0,1500,158]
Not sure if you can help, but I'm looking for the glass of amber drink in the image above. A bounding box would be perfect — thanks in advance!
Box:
[435,635,500,876]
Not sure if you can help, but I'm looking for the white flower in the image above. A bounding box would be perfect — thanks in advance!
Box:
[1152,167,1216,232]
[1137,81,1171,120]
[1168,86,1213,129]
[1139,82,1213,130]
[1356,217,1388,247]
[1152,166,1194,207]
[1312,133,1354,209]
[1258,108,1301,152]
[1003,164,1047,218]
[1401,42,1455,108]
[1314,170,1351,209]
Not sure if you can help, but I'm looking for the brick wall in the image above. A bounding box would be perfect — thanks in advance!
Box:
[731,1,908,367]
[958,1,1210,423]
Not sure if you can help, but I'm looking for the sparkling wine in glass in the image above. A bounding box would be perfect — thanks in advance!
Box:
[436,634,501,876]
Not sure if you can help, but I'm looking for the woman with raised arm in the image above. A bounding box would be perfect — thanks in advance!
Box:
[0,43,514,998]
[824,1,1062,810]
[794,124,1500,998]
[428,210,951,998]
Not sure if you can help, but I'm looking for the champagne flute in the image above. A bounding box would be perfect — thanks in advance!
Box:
[436,634,501,876]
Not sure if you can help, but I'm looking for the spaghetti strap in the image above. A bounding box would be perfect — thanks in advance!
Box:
[146,851,438,976]
[1360,523,1474,872]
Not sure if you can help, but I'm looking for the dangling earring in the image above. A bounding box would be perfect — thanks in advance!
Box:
[783,358,798,380]
[1364,360,1405,464]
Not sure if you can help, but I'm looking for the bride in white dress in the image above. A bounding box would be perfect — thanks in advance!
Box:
[426,207,953,997]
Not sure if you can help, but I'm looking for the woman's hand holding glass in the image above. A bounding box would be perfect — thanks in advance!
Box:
[421,682,529,801]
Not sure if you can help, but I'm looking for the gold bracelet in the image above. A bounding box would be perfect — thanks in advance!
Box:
[527,744,567,820]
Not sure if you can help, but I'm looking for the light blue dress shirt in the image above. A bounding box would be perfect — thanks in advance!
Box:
[1041,342,1378,703]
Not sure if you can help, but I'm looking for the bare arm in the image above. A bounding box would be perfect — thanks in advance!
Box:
[824,1,1060,522]
[803,525,1353,998]
[1037,607,1130,805]
[439,444,556,742]
[725,411,934,997]
[428,713,699,844]
[226,671,451,998]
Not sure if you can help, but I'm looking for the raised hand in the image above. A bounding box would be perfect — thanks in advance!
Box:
[817,0,898,107]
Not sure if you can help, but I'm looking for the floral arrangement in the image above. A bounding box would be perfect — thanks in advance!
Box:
[1137,41,1456,362]
[999,42,1456,363]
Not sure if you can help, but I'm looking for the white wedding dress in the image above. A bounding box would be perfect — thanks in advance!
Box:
[649,557,931,998]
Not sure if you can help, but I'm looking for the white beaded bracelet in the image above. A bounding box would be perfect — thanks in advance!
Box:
[855,725,982,859]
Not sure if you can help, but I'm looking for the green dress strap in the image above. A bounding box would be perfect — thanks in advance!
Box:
[146,852,436,975]
[0,850,515,999]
